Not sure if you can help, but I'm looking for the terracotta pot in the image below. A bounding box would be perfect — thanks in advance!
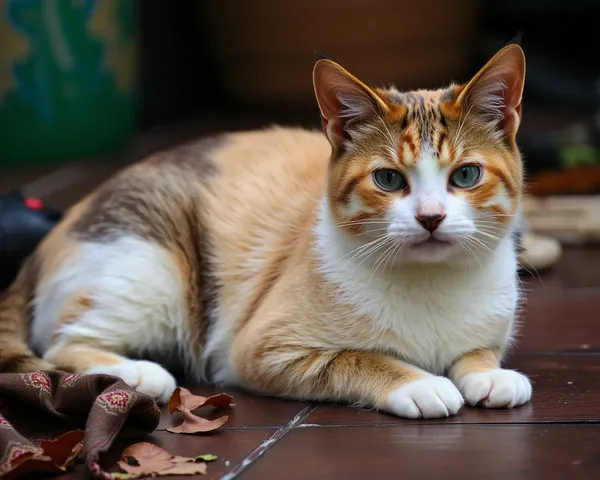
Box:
[198,0,481,109]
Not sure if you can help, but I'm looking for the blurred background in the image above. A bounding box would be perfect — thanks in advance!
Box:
[0,0,599,287]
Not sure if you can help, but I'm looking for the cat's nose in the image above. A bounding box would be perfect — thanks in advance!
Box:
[416,214,446,233]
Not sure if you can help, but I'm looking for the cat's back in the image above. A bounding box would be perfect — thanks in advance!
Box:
[69,125,331,250]
[201,126,330,224]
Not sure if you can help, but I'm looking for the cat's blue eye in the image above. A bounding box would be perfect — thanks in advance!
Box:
[449,165,482,188]
[372,169,407,192]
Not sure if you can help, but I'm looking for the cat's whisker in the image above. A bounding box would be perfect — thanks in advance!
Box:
[335,220,390,227]
[465,235,493,254]
[474,221,507,230]
[478,212,516,219]
[339,235,390,264]
[368,240,399,285]
[476,230,502,242]
[355,237,396,269]
[340,234,394,267]
[386,242,405,275]
[356,228,391,237]
[459,239,482,271]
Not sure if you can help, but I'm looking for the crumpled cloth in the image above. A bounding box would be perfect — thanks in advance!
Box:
[0,370,159,478]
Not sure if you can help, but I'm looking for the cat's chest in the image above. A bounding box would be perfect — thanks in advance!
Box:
[333,267,518,374]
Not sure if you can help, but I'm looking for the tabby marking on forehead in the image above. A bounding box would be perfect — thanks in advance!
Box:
[377,87,455,162]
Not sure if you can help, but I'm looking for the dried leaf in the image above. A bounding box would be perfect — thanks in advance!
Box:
[203,393,234,409]
[167,387,188,414]
[39,430,85,468]
[121,442,174,464]
[117,459,175,476]
[168,388,233,414]
[2,430,85,479]
[166,388,233,435]
[117,442,214,477]
[118,461,207,476]
[167,410,229,434]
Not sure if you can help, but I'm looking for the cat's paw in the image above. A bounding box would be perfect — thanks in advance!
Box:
[457,368,532,408]
[387,376,464,419]
[86,360,177,404]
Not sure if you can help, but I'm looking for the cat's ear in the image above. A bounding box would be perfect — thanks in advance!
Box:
[455,44,526,141]
[313,59,389,152]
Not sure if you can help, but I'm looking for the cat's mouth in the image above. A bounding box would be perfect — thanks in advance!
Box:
[410,237,452,249]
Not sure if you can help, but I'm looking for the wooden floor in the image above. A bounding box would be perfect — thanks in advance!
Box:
[3,121,600,480]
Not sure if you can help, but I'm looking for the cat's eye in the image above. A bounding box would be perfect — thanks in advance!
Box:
[449,165,482,189]
[372,169,407,192]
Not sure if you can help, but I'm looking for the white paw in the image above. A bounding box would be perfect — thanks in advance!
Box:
[85,360,177,404]
[457,368,532,408]
[387,376,464,419]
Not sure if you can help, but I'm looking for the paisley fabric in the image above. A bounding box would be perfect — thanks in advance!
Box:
[0,371,159,478]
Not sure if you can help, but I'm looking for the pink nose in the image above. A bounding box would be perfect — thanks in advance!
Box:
[416,214,446,233]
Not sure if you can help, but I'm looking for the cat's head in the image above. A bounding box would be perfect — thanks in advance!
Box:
[313,44,526,265]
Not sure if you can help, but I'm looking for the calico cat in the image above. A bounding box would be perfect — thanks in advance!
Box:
[0,44,531,418]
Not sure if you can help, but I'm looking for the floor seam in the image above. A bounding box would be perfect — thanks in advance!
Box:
[219,404,316,480]
[297,420,600,428]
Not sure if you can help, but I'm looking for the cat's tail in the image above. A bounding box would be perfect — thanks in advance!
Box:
[0,257,53,373]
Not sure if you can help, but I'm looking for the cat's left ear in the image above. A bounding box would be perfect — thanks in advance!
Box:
[455,44,526,141]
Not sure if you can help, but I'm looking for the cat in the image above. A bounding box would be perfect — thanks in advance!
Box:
[0,44,531,418]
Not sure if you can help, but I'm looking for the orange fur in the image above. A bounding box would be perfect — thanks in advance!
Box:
[448,348,501,382]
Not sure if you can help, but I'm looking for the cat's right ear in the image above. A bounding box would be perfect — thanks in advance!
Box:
[313,59,389,152]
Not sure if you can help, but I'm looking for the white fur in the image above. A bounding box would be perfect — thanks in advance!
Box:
[31,236,194,401]
[87,359,177,404]
[387,375,464,418]
[315,196,520,376]
[457,368,532,408]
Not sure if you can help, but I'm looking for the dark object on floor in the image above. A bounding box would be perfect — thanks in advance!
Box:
[0,192,62,290]
[0,371,159,478]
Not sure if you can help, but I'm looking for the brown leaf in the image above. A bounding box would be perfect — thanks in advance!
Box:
[168,388,233,414]
[121,442,175,464]
[167,410,229,434]
[167,387,188,414]
[117,442,213,477]
[118,459,175,476]
[39,430,85,468]
[166,388,233,435]
[2,430,85,479]
[203,393,234,409]
[118,461,207,477]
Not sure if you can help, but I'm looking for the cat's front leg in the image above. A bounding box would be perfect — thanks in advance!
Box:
[449,348,532,408]
[233,345,463,419]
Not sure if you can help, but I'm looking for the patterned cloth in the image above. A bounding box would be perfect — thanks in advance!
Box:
[0,370,160,478]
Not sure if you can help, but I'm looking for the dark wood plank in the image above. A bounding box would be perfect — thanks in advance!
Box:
[518,289,600,353]
[245,425,600,480]
[303,355,600,426]
[523,246,600,291]
[157,385,310,429]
